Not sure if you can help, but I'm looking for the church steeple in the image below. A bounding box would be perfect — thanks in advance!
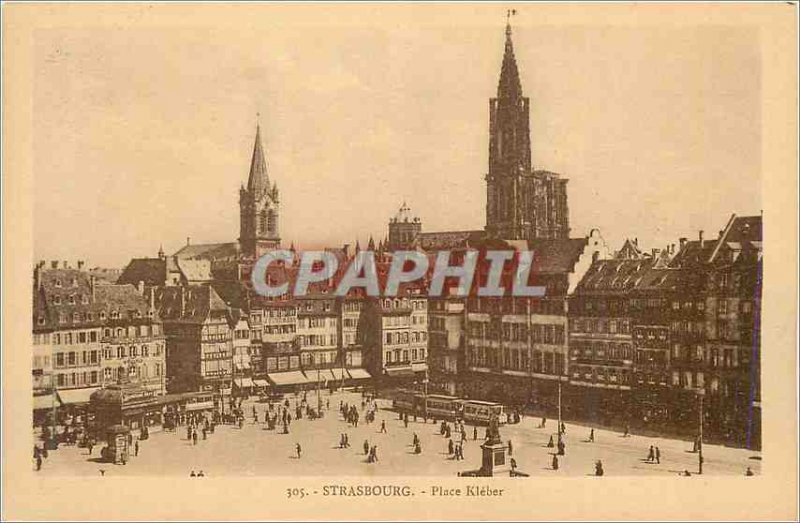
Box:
[498,15,522,100]
[240,118,280,259]
[247,123,269,196]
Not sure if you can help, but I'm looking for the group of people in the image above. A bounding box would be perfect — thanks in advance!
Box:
[185,416,214,445]
[646,445,662,464]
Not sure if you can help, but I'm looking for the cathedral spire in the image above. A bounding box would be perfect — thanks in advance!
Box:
[247,122,269,195]
[498,10,522,100]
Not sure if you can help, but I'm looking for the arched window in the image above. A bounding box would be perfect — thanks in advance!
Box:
[259,211,268,234]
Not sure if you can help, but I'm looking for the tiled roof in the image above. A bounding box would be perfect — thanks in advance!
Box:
[93,284,155,320]
[175,259,213,282]
[173,242,238,261]
[117,258,166,287]
[574,258,656,294]
[152,284,230,323]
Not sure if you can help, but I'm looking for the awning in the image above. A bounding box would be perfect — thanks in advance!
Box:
[411,362,428,373]
[347,368,372,380]
[267,371,310,387]
[235,377,255,388]
[57,387,100,405]
[385,366,414,377]
[330,368,348,381]
[253,379,269,388]
[234,362,251,370]
[33,393,60,410]
[185,401,215,412]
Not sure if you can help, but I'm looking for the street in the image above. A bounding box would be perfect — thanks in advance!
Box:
[34,391,761,477]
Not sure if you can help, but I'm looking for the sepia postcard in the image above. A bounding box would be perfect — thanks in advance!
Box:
[2,2,798,521]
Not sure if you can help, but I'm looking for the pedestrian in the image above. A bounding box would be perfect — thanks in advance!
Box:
[623,424,630,438]
[190,470,196,477]
[344,433,350,448]
[364,440,370,455]
[508,439,513,456]
[557,440,565,456]
[595,460,604,476]
[187,426,192,440]
[372,445,379,462]
[448,439,454,455]
[380,420,387,433]
[192,431,198,445]
[510,457,517,472]
[560,422,566,435]
[135,439,139,456]
[202,427,207,440]
[552,454,559,470]
[326,399,330,410]
[745,467,754,476]
[404,417,408,428]
[647,445,654,462]
[414,442,422,454]
[198,470,205,477]
[36,455,42,471]
[413,433,419,447]
[473,426,478,440]
[655,446,661,464]
[541,417,546,428]
[296,443,302,459]
[87,441,94,456]
[589,428,595,442]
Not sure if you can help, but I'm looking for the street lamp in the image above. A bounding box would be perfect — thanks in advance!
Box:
[695,387,705,474]
[423,368,429,421]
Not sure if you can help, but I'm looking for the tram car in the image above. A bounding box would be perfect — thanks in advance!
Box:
[424,394,463,420]
[462,400,505,425]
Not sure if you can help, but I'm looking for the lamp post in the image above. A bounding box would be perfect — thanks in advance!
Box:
[696,387,705,475]
[423,368,429,421]
[557,379,563,437]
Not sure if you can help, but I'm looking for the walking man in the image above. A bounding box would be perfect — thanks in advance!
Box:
[192,431,198,445]
[135,439,139,457]
[380,420,387,433]
[655,446,661,464]
[552,454,559,470]
[364,440,370,456]
[473,426,478,441]
[508,439,513,456]
[647,445,655,462]
[296,443,302,459]
[589,428,595,442]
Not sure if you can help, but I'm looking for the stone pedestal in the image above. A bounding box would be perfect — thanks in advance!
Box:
[479,440,510,477]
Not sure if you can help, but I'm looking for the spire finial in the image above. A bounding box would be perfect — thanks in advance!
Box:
[506,9,516,38]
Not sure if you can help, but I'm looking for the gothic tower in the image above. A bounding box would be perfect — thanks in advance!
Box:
[485,20,570,240]
[239,123,280,259]
[388,202,422,251]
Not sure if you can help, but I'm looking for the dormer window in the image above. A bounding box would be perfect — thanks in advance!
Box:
[110,311,120,320]
[53,296,61,305]
[71,278,78,287]
[81,295,89,304]
[68,295,75,305]
[55,279,62,288]
[135,311,142,319]
[37,315,45,325]
[100,311,106,321]
[72,312,80,322]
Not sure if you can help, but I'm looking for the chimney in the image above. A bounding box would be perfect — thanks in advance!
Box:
[51,261,58,269]
[77,260,85,270]
[149,287,155,310]
[670,243,675,255]
[180,286,186,316]
[137,280,145,295]
[343,243,350,259]
[186,237,191,246]
[652,248,660,258]
[699,230,704,248]
[62,260,69,269]
[90,275,96,300]
[634,238,638,247]
[679,238,687,250]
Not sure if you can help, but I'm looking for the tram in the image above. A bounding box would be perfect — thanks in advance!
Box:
[391,390,504,425]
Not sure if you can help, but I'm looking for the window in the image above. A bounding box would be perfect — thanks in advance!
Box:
[100,312,106,321]
[90,331,97,342]
[54,296,62,305]
[55,353,64,367]
[55,279,62,288]
[79,332,86,343]
[68,352,76,366]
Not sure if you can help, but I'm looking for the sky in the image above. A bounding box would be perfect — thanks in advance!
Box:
[32,5,762,268]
